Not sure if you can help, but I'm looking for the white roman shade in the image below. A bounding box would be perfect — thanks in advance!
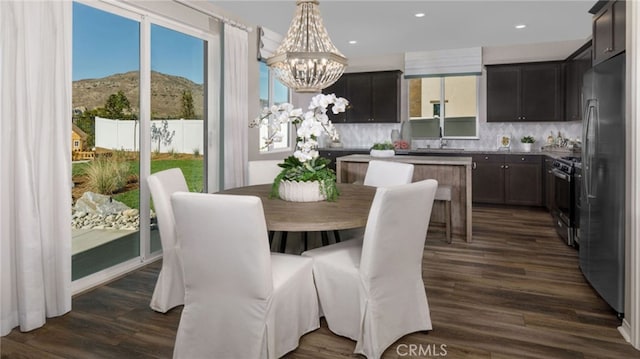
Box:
[404,47,483,77]
[257,26,282,61]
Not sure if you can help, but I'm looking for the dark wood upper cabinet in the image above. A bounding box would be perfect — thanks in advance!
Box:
[564,41,592,122]
[345,73,372,123]
[486,62,564,122]
[323,70,401,123]
[485,67,520,122]
[592,0,626,66]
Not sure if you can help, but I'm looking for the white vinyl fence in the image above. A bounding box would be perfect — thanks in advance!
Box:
[95,116,203,154]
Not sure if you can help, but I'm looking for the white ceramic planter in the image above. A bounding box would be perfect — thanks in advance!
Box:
[278,180,326,202]
[522,143,533,152]
[370,149,395,158]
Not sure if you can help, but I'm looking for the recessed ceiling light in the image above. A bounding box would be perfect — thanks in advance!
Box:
[349,40,357,45]
[415,13,425,18]
[515,24,527,29]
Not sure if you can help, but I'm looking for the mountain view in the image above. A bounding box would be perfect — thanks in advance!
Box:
[72,71,204,119]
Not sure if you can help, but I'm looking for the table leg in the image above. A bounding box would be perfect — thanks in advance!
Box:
[321,231,329,246]
[279,232,288,253]
[333,230,341,243]
[303,232,308,251]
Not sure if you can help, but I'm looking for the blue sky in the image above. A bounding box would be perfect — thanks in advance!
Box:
[73,2,203,84]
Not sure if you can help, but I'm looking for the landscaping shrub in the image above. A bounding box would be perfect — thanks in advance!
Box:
[84,157,131,195]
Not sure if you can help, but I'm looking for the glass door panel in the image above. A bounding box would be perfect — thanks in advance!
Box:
[150,24,205,254]
[71,2,141,280]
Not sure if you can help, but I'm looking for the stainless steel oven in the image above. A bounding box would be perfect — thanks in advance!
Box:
[551,156,580,246]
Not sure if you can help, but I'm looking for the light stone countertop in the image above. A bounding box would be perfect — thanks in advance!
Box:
[336,154,472,166]
[321,147,579,160]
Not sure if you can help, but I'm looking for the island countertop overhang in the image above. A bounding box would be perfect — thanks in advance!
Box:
[336,154,473,243]
[335,154,473,167]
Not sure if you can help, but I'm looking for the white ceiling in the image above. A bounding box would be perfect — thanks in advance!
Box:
[209,0,594,60]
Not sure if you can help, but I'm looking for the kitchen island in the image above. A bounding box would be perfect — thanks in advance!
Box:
[336,154,473,242]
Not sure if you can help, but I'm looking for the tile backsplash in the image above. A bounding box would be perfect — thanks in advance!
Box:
[332,121,582,151]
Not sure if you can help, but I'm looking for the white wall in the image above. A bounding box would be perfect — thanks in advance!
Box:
[95,116,203,154]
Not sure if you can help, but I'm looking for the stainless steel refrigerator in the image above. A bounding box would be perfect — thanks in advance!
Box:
[581,52,625,315]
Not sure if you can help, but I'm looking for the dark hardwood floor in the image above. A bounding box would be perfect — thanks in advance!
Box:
[2,205,638,358]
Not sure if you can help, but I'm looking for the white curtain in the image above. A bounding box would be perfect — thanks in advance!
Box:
[257,26,282,61]
[1,0,72,336]
[223,24,248,189]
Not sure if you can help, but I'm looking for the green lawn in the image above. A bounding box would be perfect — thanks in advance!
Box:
[72,162,89,177]
[73,159,203,210]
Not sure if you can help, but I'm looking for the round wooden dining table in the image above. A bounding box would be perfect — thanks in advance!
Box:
[218,183,376,232]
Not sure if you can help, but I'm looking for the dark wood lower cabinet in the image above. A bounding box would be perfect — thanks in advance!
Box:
[472,154,542,206]
[319,149,368,171]
[472,154,505,204]
[504,155,542,206]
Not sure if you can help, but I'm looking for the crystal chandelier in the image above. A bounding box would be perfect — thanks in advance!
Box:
[267,0,348,93]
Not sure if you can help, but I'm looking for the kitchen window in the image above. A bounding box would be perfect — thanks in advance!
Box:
[408,75,479,139]
[258,61,290,152]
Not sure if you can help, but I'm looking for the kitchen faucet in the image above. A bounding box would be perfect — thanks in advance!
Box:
[439,127,447,148]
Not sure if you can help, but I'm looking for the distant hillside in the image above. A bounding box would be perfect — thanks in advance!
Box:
[73,71,204,119]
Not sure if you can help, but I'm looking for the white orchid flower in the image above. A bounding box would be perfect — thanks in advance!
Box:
[332,98,349,114]
[250,93,345,162]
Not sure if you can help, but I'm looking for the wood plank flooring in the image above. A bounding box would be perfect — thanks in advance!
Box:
[2,205,639,358]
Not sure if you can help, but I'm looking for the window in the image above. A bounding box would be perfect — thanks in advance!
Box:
[258,61,290,151]
[74,140,80,148]
[408,75,479,138]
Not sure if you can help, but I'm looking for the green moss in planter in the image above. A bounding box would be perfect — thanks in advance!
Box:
[271,156,339,201]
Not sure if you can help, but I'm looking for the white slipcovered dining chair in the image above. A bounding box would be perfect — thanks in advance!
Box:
[363,160,414,187]
[146,168,188,313]
[248,159,286,249]
[302,179,438,359]
[248,159,283,185]
[170,192,319,359]
[339,159,415,243]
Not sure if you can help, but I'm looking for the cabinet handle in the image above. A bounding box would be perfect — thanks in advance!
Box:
[472,162,477,170]
[604,47,613,53]
[548,170,553,174]
[521,157,525,161]
[522,116,526,120]
[484,156,489,160]
[500,165,505,169]
[505,165,510,169]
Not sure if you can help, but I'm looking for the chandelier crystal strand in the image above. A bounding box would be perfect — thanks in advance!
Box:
[267,0,347,93]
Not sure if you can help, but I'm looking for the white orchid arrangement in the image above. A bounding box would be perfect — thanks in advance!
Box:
[249,93,349,201]
[250,93,348,163]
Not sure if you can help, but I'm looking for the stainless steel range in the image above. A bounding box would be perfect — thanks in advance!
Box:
[551,156,581,246]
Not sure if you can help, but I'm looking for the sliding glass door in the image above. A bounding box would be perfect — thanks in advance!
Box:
[149,23,205,254]
[71,0,219,287]
[72,2,142,280]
